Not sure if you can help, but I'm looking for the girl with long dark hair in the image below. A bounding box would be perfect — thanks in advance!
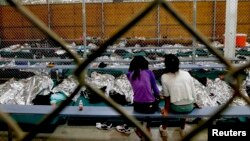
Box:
[116,56,160,138]
[128,55,160,113]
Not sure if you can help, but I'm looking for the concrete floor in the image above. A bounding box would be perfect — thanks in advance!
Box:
[0,123,208,141]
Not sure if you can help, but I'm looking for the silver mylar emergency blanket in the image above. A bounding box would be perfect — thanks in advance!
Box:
[193,78,217,107]
[0,75,53,105]
[85,72,134,103]
[86,72,115,96]
[111,74,134,104]
[194,77,248,108]
[0,72,248,106]
[51,75,82,102]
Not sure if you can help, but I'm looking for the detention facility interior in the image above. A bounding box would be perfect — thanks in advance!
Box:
[0,0,250,141]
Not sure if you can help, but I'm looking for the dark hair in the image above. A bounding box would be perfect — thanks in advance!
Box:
[129,56,149,80]
[164,54,179,73]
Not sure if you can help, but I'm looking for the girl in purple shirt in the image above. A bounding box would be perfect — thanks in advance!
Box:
[122,56,160,139]
[127,55,160,113]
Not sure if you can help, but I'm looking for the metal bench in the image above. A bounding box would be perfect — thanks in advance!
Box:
[1,104,250,122]
[1,104,250,140]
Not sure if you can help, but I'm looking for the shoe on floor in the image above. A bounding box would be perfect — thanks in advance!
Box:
[96,122,112,130]
[116,124,134,135]
[159,125,168,137]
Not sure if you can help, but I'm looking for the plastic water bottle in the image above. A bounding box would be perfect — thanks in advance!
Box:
[78,100,83,111]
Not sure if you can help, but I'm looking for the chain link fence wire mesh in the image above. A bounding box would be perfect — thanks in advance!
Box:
[0,131,8,141]
[0,0,250,141]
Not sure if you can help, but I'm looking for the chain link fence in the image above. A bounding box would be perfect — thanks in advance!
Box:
[0,0,250,141]
[0,1,250,81]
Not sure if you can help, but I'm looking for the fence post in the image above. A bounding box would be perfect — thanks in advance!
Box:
[224,0,238,59]
[82,0,87,58]
[192,0,197,63]
[157,4,160,46]
[101,0,105,38]
[47,0,51,29]
[212,0,217,42]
